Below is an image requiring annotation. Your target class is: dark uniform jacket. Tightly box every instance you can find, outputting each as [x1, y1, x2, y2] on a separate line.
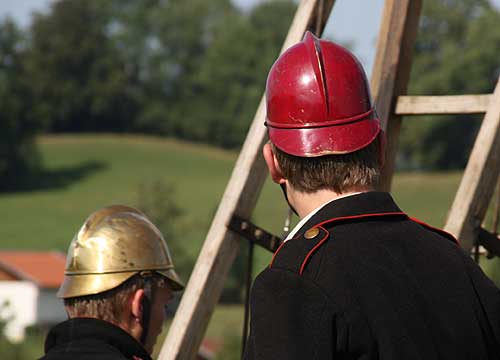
[40, 317, 152, 360]
[244, 192, 500, 359]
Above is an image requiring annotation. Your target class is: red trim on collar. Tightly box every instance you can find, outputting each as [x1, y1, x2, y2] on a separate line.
[299, 226, 329, 275]
[269, 211, 458, 271]
[409, 216, 459, 244]
[270, 212, 407, 269]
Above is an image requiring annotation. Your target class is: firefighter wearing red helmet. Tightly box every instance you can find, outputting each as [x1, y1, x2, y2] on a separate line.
[244, 32, 500, 360]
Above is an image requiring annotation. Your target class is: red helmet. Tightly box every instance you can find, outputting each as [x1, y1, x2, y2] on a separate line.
[265, 31, 380, 157]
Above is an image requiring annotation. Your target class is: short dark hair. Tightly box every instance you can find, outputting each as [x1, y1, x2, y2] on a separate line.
[273, 134, 382, 193]
[64, 273, 166, 324]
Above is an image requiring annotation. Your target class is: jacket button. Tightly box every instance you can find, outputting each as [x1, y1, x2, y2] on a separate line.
[304, 227, 319, 239]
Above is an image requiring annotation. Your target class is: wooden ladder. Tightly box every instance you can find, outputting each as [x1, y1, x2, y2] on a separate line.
[158, 1, 500, 359]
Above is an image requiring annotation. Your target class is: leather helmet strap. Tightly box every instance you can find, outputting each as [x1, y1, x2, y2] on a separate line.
[280, 183, 299, 217]
[140, 273, 154, 346]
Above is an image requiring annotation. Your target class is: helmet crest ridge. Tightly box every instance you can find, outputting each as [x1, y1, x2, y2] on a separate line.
[265, 31, 380, 157]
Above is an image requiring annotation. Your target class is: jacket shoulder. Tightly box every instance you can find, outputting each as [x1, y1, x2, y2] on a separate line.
[270, 225, 330, 276]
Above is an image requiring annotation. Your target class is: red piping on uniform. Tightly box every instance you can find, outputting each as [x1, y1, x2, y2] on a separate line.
[408, 216, 459, 244]
[299, 226, 329, 275]
[270, 212, 407, 269]
[270, 211, 458, 271]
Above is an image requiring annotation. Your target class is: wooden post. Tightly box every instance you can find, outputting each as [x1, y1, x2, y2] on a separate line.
[444, 78, 500, 251]
[370, 0, 422, 192]
[158, 1, 336, 359]
[157, 0, 500, 357]
[395, 94, 493, 115]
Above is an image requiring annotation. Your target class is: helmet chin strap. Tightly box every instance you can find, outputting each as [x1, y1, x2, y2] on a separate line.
[280, 183, 299, 217]
[139, 274, 154, 347]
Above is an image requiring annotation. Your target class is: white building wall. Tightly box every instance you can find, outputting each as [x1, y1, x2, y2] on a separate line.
[37, 289, 66, 324]
[0, 281, 37, 342]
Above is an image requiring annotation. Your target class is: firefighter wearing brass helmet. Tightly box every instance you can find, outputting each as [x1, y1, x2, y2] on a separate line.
[243, 32, 500, 359]
[41, 205, 184, 360]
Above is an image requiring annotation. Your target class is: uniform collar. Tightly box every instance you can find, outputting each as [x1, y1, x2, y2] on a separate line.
[285, 191, 401, 241]
[285, 192, 362, 241]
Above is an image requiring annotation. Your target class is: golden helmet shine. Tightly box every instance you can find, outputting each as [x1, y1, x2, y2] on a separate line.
[57, 205, 184, 298]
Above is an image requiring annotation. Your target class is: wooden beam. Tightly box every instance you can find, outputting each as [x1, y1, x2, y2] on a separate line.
[158, 1, 336, 359]
[444, 78, 500, 252]
[395, 95, 492, 115]
[371, 0, 422, 192]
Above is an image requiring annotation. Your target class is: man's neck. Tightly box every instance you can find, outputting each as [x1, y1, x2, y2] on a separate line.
[287, 186, 373, 219]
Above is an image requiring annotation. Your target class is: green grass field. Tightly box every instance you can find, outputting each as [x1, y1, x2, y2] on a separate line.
[1, 134, 499, 359]
[1, 134, 480, 279]
[0, 134, 467, 260]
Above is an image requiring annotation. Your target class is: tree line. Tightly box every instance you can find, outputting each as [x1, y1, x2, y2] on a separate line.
[1, 0, 500, 190]
[0, 0, 296, 189]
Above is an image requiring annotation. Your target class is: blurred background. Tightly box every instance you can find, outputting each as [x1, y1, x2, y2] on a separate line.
[1, 0, 500, 358]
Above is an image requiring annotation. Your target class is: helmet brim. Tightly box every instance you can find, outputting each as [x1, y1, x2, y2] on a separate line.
[157, 268, 185, 291]
[57, 272, 135, 299]
[57, 269, 184, 299]
[268, 115, 381, 157]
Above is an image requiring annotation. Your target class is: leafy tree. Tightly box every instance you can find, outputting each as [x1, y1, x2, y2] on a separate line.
[4, 0, 297, 151]
[107, 0, 295, 148]
[185, 0, 297, 148]
[26, 0, 138, 133]
[400, 0, 500, 170]
[0, 18, 41, 190]
[2, 0, 296, 162]
[107, 0, 237, 138]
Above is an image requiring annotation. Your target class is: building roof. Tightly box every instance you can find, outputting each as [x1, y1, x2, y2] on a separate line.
[0, 251, 66, 289]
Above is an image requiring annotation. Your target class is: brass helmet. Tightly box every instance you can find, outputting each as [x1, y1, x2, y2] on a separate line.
[57, 205, 184, 298]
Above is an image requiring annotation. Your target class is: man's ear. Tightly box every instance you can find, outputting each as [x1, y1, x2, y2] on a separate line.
[131, 288, 145, 321]
[263, 143, 286, 184]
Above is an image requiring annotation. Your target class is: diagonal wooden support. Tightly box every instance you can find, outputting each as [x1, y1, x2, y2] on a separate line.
[157, 1, 498, 358]
[371, 0, 422, 192]
[158, 1, 336, 359]
[444, 78, 500, 252]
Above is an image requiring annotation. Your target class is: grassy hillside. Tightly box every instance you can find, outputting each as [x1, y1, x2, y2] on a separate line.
[3, 134, 498, 272]
[0, 134, 469, 272]
[2, 135, 234, 252]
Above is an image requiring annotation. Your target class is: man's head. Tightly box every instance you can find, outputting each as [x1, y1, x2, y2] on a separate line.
[264, 31, 384, 195]
[58, 205, 184, 353]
